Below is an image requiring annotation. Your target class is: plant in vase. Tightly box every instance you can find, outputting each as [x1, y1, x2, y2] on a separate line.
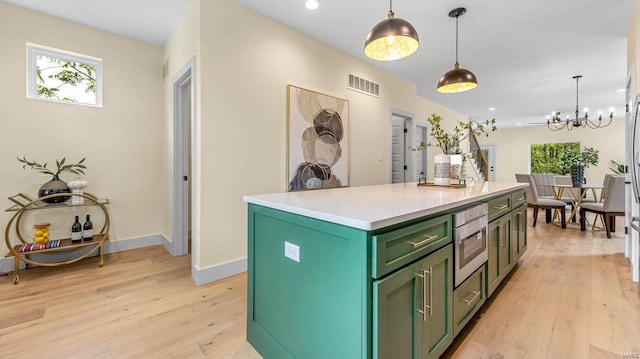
[17, 156, 87, 204]
[413, 114, 496, 184]
[557, 147, 599, 186]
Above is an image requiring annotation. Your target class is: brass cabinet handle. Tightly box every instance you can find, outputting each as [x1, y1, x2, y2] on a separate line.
[425, 267, 433, 317]
[495, 204, 509, 210]
[416, 267, 433, 321]
[460, 290, 481, 306]
[518, 197, 525, 201]
[410, 234, 438, 248]
[415, 270, 427, 321]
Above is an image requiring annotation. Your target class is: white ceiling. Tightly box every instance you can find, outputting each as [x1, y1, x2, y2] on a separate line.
[3, 0, 633, 129]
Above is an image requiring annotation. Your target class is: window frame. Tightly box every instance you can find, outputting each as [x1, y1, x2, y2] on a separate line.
[26, 43, 103, 107]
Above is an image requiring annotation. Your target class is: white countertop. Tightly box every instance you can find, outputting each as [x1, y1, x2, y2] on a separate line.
[244, 182, 528, 230]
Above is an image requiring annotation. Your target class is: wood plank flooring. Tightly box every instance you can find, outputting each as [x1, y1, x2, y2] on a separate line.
[0, 210, 638, 358]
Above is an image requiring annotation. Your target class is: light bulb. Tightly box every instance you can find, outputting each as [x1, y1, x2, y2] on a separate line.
[305, 0, 319, 10]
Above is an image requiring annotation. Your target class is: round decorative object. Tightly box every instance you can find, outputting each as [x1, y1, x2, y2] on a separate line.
[38, 176, 70, 203]
[68, 179, 88, 204]
[434, 154, 452, 186]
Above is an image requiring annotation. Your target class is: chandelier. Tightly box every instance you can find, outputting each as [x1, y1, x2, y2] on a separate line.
[547, 75, 614, 131]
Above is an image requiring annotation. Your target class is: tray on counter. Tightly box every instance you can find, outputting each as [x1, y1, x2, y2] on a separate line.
[417, 178, 467, 189]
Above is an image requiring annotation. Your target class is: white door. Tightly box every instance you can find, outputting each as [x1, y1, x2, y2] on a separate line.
[391, 118, 406, 183]
[480, 144, 496, 181]
[415, 125, 428, 179]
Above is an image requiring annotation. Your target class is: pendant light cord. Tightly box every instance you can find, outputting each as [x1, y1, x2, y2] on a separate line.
[389, 0, 393, 12]
[455, 15, 459, 64]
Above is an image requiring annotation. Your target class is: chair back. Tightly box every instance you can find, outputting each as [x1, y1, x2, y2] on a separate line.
[515, 174, 539, 205]
[603, 175, 625, 212]
[600, 174, 613, 202]
[531, 173, 554, 197]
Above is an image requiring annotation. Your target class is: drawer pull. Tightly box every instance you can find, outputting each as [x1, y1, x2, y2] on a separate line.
[517, 197, 525, 201]
[494, 204, 509, 210]
[460, 290, 481, 306]
[410, 234, 438, 248]
[415, 268, 432, 321]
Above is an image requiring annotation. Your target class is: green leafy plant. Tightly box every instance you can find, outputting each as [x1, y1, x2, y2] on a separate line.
[609, 160, 625, 174]
[413, 113, 496, 155]
[557, 146, 599, 173]
[17, 156, 87, 178]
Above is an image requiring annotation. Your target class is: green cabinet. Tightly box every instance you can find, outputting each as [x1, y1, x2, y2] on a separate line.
[511, 203, 527, 263]
[487, 212, 512, 296]
[373, 244, 453, 359]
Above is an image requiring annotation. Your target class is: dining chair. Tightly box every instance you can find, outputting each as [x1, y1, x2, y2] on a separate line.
[579, 175, 625, 238]
[515, 174, 567, 228]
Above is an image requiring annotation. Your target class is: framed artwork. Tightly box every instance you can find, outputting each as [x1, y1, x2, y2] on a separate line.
[287, 85, 349, 191]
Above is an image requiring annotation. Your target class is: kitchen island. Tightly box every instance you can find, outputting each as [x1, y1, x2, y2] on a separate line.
[244, 181, 528, 359]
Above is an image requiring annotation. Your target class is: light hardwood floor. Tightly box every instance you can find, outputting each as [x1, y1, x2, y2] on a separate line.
[1, 210, 638, 359]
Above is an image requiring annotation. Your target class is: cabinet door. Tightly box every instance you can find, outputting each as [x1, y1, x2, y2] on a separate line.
[487, 214, 511, 296]
[420, 244, 453, 359]
[511, 205, 527, 262]
[373, 260, 423, 359]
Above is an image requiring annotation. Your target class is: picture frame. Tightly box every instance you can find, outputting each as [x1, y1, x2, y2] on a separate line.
[287, 85, 349, 191]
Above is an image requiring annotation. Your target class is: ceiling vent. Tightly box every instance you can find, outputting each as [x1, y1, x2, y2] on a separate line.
[348, 74, 379, 97]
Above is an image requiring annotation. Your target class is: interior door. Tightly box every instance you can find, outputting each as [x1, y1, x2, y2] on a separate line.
[415, 125, 428, 180]
[391, 117, 407, 183]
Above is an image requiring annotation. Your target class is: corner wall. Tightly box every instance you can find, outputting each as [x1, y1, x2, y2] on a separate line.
[0, 3, 163, 257]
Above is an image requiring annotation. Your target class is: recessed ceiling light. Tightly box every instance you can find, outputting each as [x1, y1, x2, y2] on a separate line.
[616, 88, 626, 93]
[516, 123, 522, 126]
[488, 107, 496, 111]
[305, 0, 319, 10]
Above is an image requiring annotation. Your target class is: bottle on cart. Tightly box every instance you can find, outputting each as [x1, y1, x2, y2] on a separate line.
[71, 215, 82, 244]
[83, 214, 93, 242]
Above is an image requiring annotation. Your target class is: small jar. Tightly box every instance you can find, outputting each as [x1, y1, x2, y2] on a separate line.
[33, 222, 50, 244]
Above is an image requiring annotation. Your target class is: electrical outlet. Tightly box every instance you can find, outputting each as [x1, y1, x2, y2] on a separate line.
[378, 153, 383, 162]
[284, 241, 300, 262]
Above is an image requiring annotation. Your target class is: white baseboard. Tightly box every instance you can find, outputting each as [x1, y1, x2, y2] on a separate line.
[0, 234, 166, 276]
[192, 257, 247, 285]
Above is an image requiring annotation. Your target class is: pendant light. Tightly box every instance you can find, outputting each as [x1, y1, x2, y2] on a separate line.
[437, 7, 478, 93]
[364, 0, 419, 61]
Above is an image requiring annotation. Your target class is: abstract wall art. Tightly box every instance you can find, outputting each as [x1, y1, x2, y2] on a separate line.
[287, 85, 349, 191]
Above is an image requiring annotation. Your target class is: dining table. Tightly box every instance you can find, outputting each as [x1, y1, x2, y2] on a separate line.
[545, 183, 604, 224]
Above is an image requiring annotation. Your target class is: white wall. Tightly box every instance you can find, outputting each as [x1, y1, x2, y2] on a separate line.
[478, 119, 626, 183]
[181, 0, 468, 272]
[0, 3, 163, 256]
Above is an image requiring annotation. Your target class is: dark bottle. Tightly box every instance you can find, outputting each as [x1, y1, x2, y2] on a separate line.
[71, 216, 82, 244]
[83, 214, 93, 242]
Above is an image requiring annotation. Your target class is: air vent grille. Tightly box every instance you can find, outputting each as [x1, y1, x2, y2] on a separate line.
[348, 74, 379, 97]
[162, 60, 169, 80]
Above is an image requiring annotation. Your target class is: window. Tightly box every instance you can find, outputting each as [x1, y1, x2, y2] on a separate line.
[530, 142, 580, 174]
[27, 43, 103, 107]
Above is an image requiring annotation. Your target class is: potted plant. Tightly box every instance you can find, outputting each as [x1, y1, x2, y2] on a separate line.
[558, 147, 599, 186]
[17, 156, 87, 204]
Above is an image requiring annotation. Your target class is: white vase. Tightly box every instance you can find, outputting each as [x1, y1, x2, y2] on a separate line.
[434, 154, 451, 186]
[67, 179, 88, 204]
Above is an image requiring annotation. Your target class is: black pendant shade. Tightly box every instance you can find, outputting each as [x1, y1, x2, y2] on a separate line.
[437, 7, 477, 93]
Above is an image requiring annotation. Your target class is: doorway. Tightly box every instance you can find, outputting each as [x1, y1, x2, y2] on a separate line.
[415, 124, 428, 179]
[390, 111, 413, 183]
[172, 57, 196, 260]
[480, 144, 496, 181]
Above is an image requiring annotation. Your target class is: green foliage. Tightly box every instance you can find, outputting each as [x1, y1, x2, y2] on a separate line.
[557, 146, 599, 173]
[609, 160, 625, 174]
[421, 113, 496, 154]
[36, 57, 96, 102]
[17, 156, 87, 177]
[530, 142, 580, 174]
